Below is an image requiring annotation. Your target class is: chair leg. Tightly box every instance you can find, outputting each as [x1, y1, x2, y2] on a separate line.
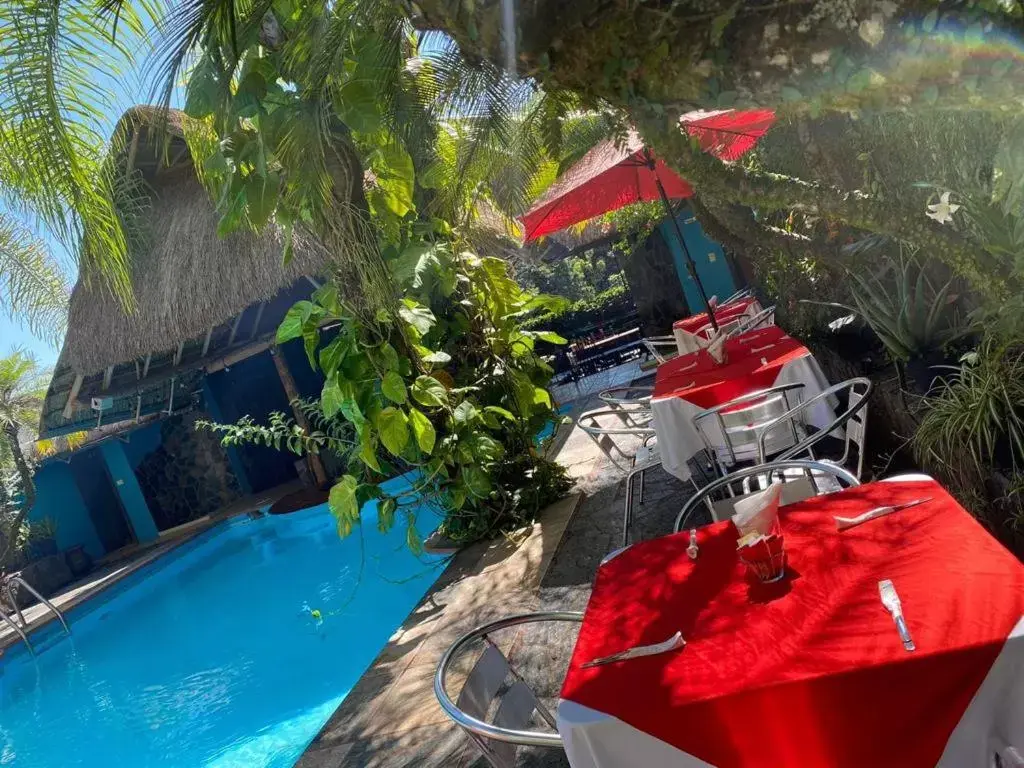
[638, 465, 647, 506]
[623, 468, 639, 548]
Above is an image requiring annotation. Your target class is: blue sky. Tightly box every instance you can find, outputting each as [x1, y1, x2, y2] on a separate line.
[2, 23, 170, 369]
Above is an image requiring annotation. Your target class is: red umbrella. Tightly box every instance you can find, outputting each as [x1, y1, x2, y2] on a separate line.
[521, 109, 775, 329]
[522, 109, 775, 241]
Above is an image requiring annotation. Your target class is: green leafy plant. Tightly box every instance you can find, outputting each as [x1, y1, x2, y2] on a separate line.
[29, 516, 57, 541]
[813, 255, 971, 362]
[913, 338, 1024, 489]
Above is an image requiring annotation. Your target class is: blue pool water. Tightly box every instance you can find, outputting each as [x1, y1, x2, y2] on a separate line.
[0, 475, 443, 767]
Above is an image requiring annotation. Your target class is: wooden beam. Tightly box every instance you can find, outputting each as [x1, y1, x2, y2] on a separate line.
[304, 275, 321, 290]
[249, 302, 266, 340]
[102, 366, 114, 391]
[227, 311, 245, 346]
[270, 345, 328, 488]
[204, 340, 273, 374]
[62, 375, 84, 420]
[173, 341, 185, 366]
[201, 327, 214, 356]
[142, 353, 152, 378]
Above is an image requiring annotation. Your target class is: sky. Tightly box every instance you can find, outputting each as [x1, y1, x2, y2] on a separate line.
[1, 19, 170, 369]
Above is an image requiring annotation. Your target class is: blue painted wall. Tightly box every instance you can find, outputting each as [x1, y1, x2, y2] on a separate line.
[659, 205, 737, 313]
[31, 462, 105, 560]
[100, 441, 159, 544]
[121, 421, 162, 469]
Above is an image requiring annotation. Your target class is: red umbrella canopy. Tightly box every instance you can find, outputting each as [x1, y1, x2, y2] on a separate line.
[521, 109, 775, 242]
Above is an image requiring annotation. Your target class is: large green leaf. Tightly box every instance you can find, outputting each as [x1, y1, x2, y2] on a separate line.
[359, 428, 381, 472]
[335, 81, 382, 133]
[453, 400, 479, 425]
[461, 465, 492, 498]
[328, 475, 360, 537]
[321, 375, 344, 418]
[399, 302, 436, 336]
[409, 407, 437, 455]
[411, 375, 448, 407]
[319, 336, 348, 375]
[376, 407, 410, 456]
[377, 497, 397, 533]
[381, 370, 408, 404]
[367, 140, 415, 218]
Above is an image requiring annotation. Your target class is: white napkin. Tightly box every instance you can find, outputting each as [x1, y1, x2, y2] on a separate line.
[707, 333, 728, 364]
[732, 481, 783, 538]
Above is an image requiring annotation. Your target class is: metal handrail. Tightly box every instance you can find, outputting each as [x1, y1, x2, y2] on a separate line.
[2, 574, 71, 641]
[434, 611, 584, 747]
[0, 606, 33, 655]
[673, 459, 861, 533]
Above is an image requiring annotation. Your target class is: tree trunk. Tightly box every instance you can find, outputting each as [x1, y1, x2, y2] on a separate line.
[270, 346, 330, 488]
[620, 229, 691, 334]
[1, 425, 35, 566]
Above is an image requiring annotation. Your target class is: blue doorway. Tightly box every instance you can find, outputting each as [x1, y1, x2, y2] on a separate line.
[658, 205, 737, 313]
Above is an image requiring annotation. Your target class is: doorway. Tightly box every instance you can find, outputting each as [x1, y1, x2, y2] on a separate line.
[70, 447, 136, 554]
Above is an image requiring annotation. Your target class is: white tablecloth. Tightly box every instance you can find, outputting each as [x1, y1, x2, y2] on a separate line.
[650, 352, 834, 482]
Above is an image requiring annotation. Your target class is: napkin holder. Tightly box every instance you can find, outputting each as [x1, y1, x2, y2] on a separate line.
[706, 334, 728, 365]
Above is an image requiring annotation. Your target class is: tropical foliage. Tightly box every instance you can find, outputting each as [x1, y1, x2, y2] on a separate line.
[0, 351, 48, 563]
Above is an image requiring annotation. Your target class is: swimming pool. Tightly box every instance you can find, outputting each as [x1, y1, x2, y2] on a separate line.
[0, 475, 443, 767]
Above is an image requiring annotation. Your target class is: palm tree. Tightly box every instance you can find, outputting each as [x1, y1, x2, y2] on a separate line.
[0, 351, 48, 562]
[0, 219, 72, 345]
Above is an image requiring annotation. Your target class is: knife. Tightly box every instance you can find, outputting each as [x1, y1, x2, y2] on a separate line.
[834, 497, 932, 530]
[581, 631, 686, 668]
[879, 579, 915, 651]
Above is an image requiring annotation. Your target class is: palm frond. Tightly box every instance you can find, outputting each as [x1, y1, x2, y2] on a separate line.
[0, 0, 154, 303]
[0, 215, 69, 345]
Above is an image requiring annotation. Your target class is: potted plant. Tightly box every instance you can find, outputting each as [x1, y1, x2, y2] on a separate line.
[26, 517, 58, 561]
[64, 544, 93, 578]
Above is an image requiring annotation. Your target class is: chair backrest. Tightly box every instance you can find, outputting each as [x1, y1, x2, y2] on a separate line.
[693, 383, 805, 469]
[674, 459, 861, 532]
[721, 288, 753, 305]
[435, 612, 584, 758]
[758, 377, 873, 480]
[642, 336, 678, 364]
[598, 386, 654, 408]
[727, 305, 776, 339]
[578, 407, 656, 464]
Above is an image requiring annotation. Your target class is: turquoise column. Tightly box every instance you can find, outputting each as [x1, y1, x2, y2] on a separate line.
[100, 441, 159, 543]
[201, 378, 253, 494]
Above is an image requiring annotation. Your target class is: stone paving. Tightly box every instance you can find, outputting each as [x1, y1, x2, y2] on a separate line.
[298, 386, 701, 767]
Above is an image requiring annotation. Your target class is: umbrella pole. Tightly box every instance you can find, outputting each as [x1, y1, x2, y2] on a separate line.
[648, 157, 718, 331]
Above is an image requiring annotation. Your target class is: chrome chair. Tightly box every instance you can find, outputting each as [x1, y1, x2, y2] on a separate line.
[642, 336, 679, 364]
[693, 383, 806, 476]
[757, 377, 873, 480]
[673, 459, 860, 532]
[434, 612, 583, 767]
[577, 407, 656, 467]
[727, 305, 776, 339]
[598, 385, 654, 410]
[720, 288, 754, 305]
[621, 440, 668, 547]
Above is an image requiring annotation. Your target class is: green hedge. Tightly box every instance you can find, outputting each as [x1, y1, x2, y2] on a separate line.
[522, 285, 635, 337]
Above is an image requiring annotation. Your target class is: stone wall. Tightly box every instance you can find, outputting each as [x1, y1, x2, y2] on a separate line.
[134, 413, 242, 530]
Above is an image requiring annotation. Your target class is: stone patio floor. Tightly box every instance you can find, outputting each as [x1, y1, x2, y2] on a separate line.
[298, 384, 700, 767]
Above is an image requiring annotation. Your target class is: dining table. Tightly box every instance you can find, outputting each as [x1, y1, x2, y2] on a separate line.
[557, 476, 1024, 767]
[650, 325, 834, 481]
[673, 297, 762, 354]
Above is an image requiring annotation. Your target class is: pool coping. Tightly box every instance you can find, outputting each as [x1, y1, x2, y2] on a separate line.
[295, 490, 585, 767]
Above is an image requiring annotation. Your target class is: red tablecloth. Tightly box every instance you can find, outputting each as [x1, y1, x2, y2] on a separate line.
[654, 326, 808, 409]
[561, 478, 1024, 767]
[673, 297, 759, 334]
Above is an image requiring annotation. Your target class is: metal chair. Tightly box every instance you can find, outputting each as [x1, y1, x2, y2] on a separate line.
[598, 385, 654, 410]
[693, 383, 806, 476]
[577, 407, 656, 467]
[642, 336, 679, 364]
[720, 288, 754, 305]
[674, 459, 861, 532]
[434, 612, 583, 767]
[727, 305, 777, 339]
[757, 377, 873, 480]
[622, 440, 677, 547]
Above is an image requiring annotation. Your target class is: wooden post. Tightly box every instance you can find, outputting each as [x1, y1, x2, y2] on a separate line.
[270, 345, 328, 488]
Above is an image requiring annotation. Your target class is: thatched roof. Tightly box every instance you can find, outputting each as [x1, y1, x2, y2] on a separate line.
[40, 106, 342, 437]
[62, 108, 330, 376]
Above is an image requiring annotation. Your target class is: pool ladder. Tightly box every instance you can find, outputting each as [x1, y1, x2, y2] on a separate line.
[0, 576, 70, 655]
